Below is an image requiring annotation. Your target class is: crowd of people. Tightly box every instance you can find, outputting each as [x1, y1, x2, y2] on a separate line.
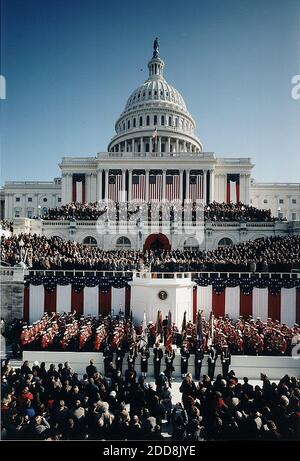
[1, 233, 299, 272]
[1, 356, 299, 440]
[42, 201, 276, 223]
[9, 311, 299, 358]
[0, 220, 13, 233]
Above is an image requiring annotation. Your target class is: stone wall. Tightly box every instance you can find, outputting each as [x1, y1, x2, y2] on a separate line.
[0, 281, 24, 322]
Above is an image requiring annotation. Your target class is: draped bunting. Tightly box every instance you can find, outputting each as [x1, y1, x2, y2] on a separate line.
[56, 284, 72, 314]
[240, 291, 253, 318]
[29, 285, 44, 324]
[195, 275, 300, 294]
[281, 287, 296, 326]
[252, 287, 268, 320]
[25, 273, 133, 293]
[225, 286, 240, 319]
[23, 274, 299, 326]
[268, 292, 281, 322]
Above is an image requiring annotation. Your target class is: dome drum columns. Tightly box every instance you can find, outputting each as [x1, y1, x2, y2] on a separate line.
[110, 136, 200, 154]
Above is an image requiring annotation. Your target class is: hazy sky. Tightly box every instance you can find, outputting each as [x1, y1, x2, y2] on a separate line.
[1, 0, 300, 184]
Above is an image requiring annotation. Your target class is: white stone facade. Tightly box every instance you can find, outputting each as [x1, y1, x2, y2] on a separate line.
[250, 181, 300, 221]
[3, 179, 61, 220]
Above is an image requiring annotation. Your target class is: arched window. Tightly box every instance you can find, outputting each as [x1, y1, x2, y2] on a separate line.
[42, 207, 48, 215]
[133, 118, 136, 128]
[116, 236, 131, 249]
[127, 120, 130, 129]
[161, 115, 165, 125]
[146, 115, 150, 126]
[184, 237, 199, 250]
[169, 116, 172, 126]
[218, 237, 233, 247]
[154, 115, 157, 125]
[139, 116, 143, 127]
[83, 236, 97, 246]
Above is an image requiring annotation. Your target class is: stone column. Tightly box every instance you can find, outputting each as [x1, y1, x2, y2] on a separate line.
[122, 169, 126, 202]
[90, 173, 97, 202]
[245, 174, 250, 205]
[179, 170, 184, 202]
[145, 169, 149, 201]
[158, 137, 162, 153]
[128, 169, 132, 201]
[203, 170, 207, 204]
[61, 174, 67, 204]
[185, 169, 190, 200]
[85, 173, 91, 203]
[125, 140, 128, 152]
[176, 139, 179, 152]
[66, 174, 73, 203]
[167, 137, 171, 153]
[209, 170, 215, 203]
[162, 169, 166, 200]
[105, 169, 109, 200]
[132, 138, 135, 153]
[97, 169, 103, 201]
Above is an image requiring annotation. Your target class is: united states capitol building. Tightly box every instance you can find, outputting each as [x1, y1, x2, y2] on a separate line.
[1, 40, 300, 249]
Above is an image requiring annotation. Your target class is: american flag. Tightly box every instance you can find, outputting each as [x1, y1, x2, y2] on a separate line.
[166, 174, 180, 200]
[108, 174, 123, 202]
[132, 173, 145, 201]
[149, 173, 162, 201]
[189, 173, 203, 201]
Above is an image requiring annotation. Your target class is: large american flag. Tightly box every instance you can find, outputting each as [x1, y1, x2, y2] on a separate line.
[189, 173, 203, 201]
[132, 172, 145, 201]
[108, 174, 123, 202]
[149, 173, 162, 201]
[166, 173, 180, 200]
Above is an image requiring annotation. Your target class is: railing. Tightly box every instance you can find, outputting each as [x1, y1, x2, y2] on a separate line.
[97, 151, 215, 160]
[41, 219, 282, 228]
[1, 267, 299, 280]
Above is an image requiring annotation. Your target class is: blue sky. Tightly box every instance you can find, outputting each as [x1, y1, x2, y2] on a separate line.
[1, 0, 300, 184]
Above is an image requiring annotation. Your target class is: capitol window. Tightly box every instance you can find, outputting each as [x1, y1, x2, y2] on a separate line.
[83, 236, 97, 246]
[154, 115, 157, 125]
[139, 116, 143, 126]
[279, 199, 284, 204]
[218, 237, 233, 247]
[146, 115, 150, 126]
[169, 116, 172, 126]
[263, 199, 268, 204]
[133, 118, 136, 128]
[161, 115, 165, 125]
[16, 197, 20, 202]
[43, 197, 47, 202]
[28, 197, 32, 202]
[292, 199, 296, 204]
[116, 236, 131, 249]
[292, 213, 296, 220]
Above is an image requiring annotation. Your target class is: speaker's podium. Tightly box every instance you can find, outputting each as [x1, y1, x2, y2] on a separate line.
[129, 271, 195, 326]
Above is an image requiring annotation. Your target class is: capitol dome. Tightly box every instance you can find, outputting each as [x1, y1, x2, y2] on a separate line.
[107, 39, 203, 154]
